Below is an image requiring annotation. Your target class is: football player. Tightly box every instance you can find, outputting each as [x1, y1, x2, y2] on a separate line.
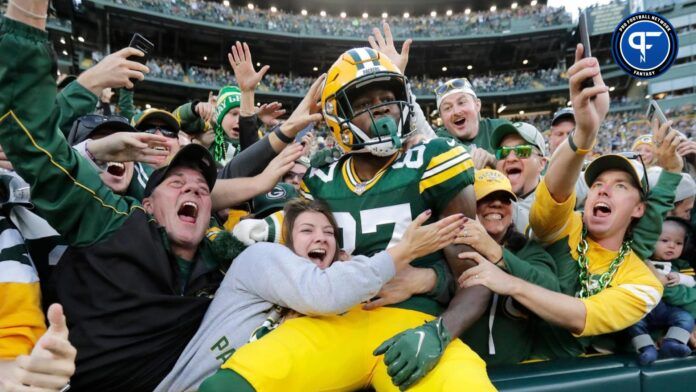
[201, 48, 495, 391]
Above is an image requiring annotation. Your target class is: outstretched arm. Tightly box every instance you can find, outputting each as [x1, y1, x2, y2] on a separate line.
[544, 44, 609, 203]
[0, 9, 141, 246]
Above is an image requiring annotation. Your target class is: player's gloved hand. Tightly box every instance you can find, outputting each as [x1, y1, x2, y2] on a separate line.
[373, 317, 452, 391]
[231, 219, 269, 246]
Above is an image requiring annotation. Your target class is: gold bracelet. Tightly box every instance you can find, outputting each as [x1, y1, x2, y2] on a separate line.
[9, 1, 48, 19]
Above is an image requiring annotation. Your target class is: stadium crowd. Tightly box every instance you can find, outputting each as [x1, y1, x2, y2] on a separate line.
[109, 0, 571, 38]
[142, 56, 568, 95]
[2, 1, 696, 392]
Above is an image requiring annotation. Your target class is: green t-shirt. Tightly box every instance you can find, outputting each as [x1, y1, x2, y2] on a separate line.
[434, 117, 511, 154]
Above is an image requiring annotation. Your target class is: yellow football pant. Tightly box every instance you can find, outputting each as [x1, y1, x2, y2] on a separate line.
[223, 306, 496, 391]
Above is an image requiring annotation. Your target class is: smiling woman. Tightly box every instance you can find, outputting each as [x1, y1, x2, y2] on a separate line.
[158, 199, 465, 392]
[453, 168, 560, 365]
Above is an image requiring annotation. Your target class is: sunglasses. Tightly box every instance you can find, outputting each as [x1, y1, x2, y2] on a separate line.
[434, 78, 473, 96]
[495, 145, 537, 160]
[614, 152, 650, 196]
[144, 127, 178, 139]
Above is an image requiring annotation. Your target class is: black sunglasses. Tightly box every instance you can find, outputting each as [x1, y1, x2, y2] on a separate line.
[144, 127, 178, 138]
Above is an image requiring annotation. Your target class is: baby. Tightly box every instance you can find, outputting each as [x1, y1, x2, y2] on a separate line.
[628, 217, 694, 365]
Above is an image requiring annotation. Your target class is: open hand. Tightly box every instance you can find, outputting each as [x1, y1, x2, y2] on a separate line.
[256, 102, 286, 127]
[87, 132, 170, 165]
[228, 41, 269, 92]
[368, 22, 412, 73]
[398, 210, 465, 262]
[256, 143, 304, 191]
[279, 74, 326, 138]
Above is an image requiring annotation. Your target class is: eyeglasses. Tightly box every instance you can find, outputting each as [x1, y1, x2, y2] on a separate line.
[614, 152, 650, 196]
[434, 78, 473, 97]
[144, 127, 178, 139]
[495, 145, 537, 160]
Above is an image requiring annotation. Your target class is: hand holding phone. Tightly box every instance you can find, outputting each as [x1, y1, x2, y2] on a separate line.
[578, 10, 594, 90]
[127, 33, 154, 87]
[647, 99, 687, 140]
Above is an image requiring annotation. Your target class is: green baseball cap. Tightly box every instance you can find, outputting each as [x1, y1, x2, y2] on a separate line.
[251, 183, 299, 219]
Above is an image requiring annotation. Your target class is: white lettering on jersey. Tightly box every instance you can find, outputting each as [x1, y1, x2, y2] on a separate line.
[393, 145, 425, 170]
[334, 204, 412, 255]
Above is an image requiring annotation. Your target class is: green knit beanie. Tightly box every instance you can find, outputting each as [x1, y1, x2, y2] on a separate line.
[213, 85, 241, 162]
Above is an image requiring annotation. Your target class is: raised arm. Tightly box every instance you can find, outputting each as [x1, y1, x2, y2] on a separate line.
[0, 13, 142, 247]
[228, 41, 266, 151]
[211, 143, 303, 210]
[631, 119, 686, 260]
[544, 44, 609, 202]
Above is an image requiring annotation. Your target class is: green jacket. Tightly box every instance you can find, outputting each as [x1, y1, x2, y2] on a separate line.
[461, 235, 559, 366]
[173, 101, 207, 134]
[0, 18, 228, 389]
[531, 170, 682, 359]
[117, 88, 135, 121]
[55, 80, 98, 137]
[434, 117, 510, 154]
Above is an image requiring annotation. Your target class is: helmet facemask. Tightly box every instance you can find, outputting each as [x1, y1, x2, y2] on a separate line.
[327, 73, 415, 157]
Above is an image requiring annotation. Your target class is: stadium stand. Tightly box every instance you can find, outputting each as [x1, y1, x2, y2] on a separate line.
[2, 0, 696, 390]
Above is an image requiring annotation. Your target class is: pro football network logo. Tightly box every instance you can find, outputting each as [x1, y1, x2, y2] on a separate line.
[611, 12, 678, 79]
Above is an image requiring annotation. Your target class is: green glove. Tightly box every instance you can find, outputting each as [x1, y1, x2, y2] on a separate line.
[373, 318, 452, 390]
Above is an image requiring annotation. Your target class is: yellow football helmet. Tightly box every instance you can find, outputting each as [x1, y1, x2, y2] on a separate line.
[321, 48, 415, 156]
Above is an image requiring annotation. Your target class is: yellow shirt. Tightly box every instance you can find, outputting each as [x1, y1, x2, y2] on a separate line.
[529, 179, 663, 337]
[0, 275, 45, 358]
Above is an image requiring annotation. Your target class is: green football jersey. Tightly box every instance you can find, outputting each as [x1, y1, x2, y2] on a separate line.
[300, 137, 475, 316]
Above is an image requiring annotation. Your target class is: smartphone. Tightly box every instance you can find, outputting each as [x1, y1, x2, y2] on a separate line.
[128, 33, 154, 65]
[646, 99, 688, 139]
[578, 10, 594, 90]
[127, 33, 154, 87]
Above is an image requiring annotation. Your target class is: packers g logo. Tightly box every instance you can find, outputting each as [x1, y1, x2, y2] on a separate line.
[267, 185, 287, 199]
[611, 12, 678, 79]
